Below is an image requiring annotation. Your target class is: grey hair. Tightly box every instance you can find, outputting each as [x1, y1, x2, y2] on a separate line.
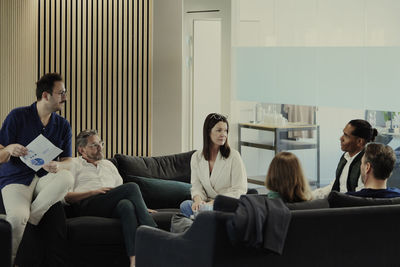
[76, 130, 98, 155]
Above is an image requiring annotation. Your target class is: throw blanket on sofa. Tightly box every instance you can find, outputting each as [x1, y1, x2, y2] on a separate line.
[226, 195, 291, 254]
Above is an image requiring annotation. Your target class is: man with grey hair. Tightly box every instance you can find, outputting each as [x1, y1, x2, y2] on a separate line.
[347, 143, 400, 198]
[65, 130, 157, 267]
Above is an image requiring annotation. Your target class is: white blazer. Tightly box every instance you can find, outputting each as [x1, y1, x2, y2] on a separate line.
[190, 148, 248, 201]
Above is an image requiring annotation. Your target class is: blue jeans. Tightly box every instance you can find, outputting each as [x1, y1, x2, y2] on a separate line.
[180, 200, 194, 217]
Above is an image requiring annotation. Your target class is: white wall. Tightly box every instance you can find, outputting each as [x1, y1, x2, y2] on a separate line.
[317, 107, 364, 185]
[152, 0, 231, 156]
[152, 0, 183, 156]
[231, 0, 385, 185]
[233, 0, 400, 47]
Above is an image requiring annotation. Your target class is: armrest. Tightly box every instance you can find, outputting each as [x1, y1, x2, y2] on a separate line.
[213, 195, 240, 212]
[136, 211, 232, 267]
[0, 218, 11, 267]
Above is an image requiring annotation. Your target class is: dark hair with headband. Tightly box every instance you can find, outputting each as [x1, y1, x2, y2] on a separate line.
[348, 119, 378, 143]
[202, 113, 230, 160]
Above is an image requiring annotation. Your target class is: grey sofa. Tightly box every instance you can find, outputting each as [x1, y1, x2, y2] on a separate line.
[135, 194, 400, 267]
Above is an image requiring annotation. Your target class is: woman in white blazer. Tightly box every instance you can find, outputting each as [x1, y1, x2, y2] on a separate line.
[180, 113, 248, 217]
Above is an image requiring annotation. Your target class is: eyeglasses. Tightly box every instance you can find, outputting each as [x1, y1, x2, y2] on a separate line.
[210, 113, 227, 120]
[87, 141, 104, 149]
[54, 89, 67, 97]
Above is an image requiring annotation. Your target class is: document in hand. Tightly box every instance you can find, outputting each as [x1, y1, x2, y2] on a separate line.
[20, 134, 63, 171]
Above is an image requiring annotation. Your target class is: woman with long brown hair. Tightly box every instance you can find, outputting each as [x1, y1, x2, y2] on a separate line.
[180, 113, 248, 217]
[265, 152, 312, 202]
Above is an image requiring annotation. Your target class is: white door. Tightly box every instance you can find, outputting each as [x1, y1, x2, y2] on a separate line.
[183, 0, 231, 151]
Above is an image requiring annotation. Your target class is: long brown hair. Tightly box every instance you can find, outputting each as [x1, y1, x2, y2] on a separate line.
[202, 113, 230, 160]
[265, 152, 312, 203]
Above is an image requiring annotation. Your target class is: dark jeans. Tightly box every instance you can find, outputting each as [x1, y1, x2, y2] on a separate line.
[0, 192, 68, 267]
[75, 182, 157, 256]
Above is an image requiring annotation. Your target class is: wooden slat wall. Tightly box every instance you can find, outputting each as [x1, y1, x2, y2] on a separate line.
[38, 0, 152, 157]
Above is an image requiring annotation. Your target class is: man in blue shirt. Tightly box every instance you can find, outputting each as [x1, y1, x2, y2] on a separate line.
[0, 73, 74, 266]
[347, 143, 400, 198]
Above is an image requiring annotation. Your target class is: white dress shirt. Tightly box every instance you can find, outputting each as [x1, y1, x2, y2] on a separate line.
[312, 151, 364, 199]
[70, 157, 123, 193]
[338, 151, 363, 192]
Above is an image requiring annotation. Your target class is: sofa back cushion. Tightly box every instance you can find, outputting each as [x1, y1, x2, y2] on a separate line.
[214, 195, 329, 212]
[114, 150, 195, 183]
[328, 191, 400, 208]
[285, 198, 329, 210]
[125, 175, 191, 209]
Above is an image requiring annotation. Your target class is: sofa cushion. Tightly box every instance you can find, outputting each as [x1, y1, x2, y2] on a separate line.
[67, 217, 124, 245]
[285, 198, 329, 210]
[125, 175, 191, 209]
[151, 209, 180, 231]
[67, 210, 178, 241]
[328, 191, 400, 208]
[114, 151, 195, 183]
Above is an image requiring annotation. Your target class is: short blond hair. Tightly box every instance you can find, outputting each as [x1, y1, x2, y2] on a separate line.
[265, 152, 312, 203]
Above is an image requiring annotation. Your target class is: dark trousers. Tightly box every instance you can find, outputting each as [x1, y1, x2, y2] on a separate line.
[75, 182, 156, 256]
[0, 191, 68, 267]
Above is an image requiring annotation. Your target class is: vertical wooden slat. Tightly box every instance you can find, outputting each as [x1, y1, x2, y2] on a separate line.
[87, 0, 92, 132]
[117, 0, 122, 154]
[38, 0, 41, 80]
[122, 0, 127, 155]
[54, 0, 57, 73]
[111, 0, 116, 157]
[142, 0, 149, 156]
[138, 0, 143, 156]
[96, 0, 101, 139]
[80, 0, 85, 133]
[134, 0, 138, 156]
[93, 0, 98, 133]
[127, 0, 132, 156]
[73, 0, 77, 151]
[105, 0, 110, 157]
[147, 0, 152, 155]
[44, 0, 47, 73]
[101, 0, 106, 151]
[48, 0, 52, 72]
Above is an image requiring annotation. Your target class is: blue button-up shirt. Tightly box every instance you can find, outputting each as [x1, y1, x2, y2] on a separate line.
[0, 102, 72, 189]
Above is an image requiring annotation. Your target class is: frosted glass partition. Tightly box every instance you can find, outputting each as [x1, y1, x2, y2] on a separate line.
[235, 47, 400, 111]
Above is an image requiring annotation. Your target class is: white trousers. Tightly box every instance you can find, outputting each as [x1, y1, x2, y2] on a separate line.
[1, 170, 74, 262]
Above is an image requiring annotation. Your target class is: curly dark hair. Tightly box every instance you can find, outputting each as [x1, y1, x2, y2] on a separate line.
[36, 73, 63, 100]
